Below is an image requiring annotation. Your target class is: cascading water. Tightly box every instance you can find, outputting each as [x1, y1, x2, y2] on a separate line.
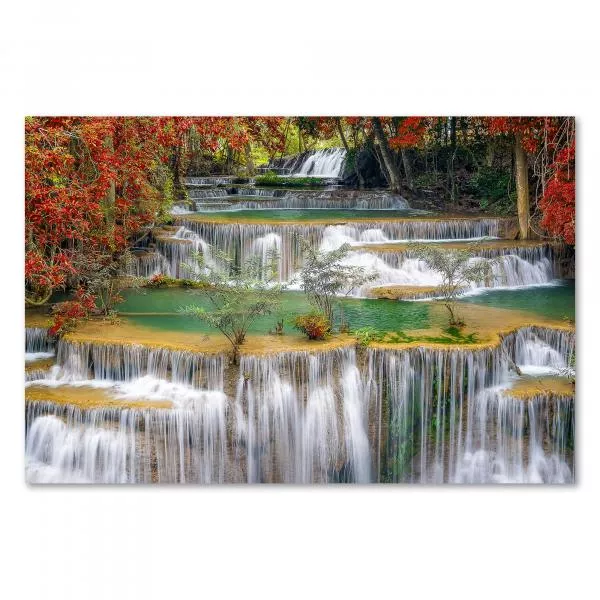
[292, 148, 346, 178]
[366, 327, 574, 483]
[267, 148, 347, 178]
[341, 245, 557, 295]
[125, 251, 171, 278]
[25, 326, 574, 483]
[184, 176, 231, 186]
[26, 327, 55, 362]
[175, 217, 508, 282]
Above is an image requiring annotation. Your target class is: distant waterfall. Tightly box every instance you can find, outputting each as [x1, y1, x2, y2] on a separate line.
[25, 327, 574, 483]
[224, 190, 410, 210]
[268, 148, 347, 178]
[293, 148, 347, 178]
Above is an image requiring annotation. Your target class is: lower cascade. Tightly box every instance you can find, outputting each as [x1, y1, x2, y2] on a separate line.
[25, 326, 574, 483]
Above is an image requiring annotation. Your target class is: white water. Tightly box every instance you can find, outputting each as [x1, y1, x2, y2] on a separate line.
[291, 148, 347, 178]
[25, 327, 574, 483]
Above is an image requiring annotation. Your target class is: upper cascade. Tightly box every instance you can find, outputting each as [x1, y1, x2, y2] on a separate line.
[266, 148, 347, 178]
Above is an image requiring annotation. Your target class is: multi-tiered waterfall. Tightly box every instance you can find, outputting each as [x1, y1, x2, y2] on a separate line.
[27, 161, 574, 484]
[25, 326, 574, 483]
[143, 215, 558, 293]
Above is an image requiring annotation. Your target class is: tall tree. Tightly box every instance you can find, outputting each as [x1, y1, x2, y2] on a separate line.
[371, 117, 402, 193]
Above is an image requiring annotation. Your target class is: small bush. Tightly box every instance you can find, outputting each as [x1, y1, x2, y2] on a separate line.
[293, 313, 332, 340]
[146, 273, 173, 287]
[353, 327, 386, 346]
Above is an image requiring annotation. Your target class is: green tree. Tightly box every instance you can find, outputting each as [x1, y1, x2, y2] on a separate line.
[181, 249, 285, 363]
[413, 244, 494, 326]
[299, 240, 377, 326]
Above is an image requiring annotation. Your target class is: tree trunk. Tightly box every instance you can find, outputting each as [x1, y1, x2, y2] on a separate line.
[372, 117, 402, 193]
[447, 118, 458, 204]
[336, 117, 363, 188]
[449, 117, 457, 148]
[244, 142, 255, 176]
[226, 145, 234, 175]
[485, 141, 495, 167]
[514, 133, 530, 239]
[401, 149, 414, 192]
[102, 135, 116, 246]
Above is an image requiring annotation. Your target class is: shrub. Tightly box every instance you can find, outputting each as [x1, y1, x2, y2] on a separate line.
[293, 313, 332, 340]
[353, 327, 385, 347]
[146, 273, 169, 287]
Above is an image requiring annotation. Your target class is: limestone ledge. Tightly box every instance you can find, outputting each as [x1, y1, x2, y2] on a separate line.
[354, 239, 562, 253]
[505, 376, 575, 401]
[25, 303, 573, 357]
[25, 385, 173, 410]
[176, 213, 515, 226]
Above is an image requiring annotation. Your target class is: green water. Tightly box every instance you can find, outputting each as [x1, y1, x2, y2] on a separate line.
[182, 208, 428, 223]
[119, 288, 432, 334]
[459, 280, 575, 321]
[118, 282, 575, 335]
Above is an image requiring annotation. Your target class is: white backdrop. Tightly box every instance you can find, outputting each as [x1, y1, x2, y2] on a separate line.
[1, 2, 598, 598]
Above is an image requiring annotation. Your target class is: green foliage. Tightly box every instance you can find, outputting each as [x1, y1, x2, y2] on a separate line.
[293, 313, 332, 340]
[362, 328, 479, 346]
[255, 171, 327, 187]
[469, 166, 516, 214]
[145, 274, 175, 288]
[353, 327, 386, 346]
[179, 248, 286, 361]
[412, 243, 494, 326]
[414, 172, 440, 188]
[298, 240, 377, 326]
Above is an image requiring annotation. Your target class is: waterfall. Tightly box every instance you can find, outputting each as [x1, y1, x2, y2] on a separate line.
[267, 148, 347, 178]
[365, 327, 574, 483]
[228, 190, 409, 210]
[187, 188, 230, 200]
[453, 391, 574, 483]
[506, 326, 575, 376]
[236, 348, 370, 483]
[125, 252, 171, 278]
[25, 327, 574, 483]
[292, 148, 347, 178]
[26, 327, 54, 362]
[184, 177, 231, 186]
[31, 340, 226, 388]
[176, 217, 507, 282]
[341, 245, 557, 295]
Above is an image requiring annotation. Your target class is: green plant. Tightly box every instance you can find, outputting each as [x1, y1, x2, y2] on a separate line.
[146, 273, 171, 287]
[469, 166, 516, 214]
[412, 243, 494, 327]
[298, 240, 377, 326]
[353, 327, 385, 346]
[180, 248, 286, 363]
[293, 313, 332, 340]
[255, 172, 327, 187]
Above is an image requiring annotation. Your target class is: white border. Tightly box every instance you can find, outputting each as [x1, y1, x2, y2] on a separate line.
[2, 2, 599, 599]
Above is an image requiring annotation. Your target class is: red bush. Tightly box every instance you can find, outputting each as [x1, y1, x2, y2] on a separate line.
[293, 313, 332, 340]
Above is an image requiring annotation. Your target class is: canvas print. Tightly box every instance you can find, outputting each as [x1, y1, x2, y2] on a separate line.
[24, 117, 575, 484]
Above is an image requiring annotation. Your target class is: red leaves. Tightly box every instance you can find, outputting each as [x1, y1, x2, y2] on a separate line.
[540, 136, 575, 244]
[389, 117, 428, 149]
